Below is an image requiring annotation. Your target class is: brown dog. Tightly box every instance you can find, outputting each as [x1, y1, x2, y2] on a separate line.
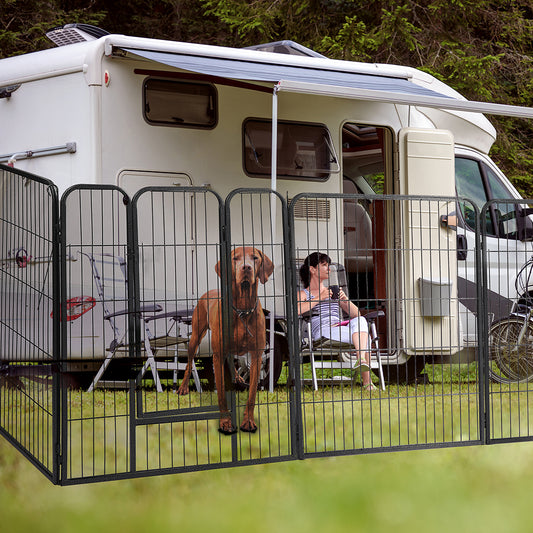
[178, 247, 274, 434]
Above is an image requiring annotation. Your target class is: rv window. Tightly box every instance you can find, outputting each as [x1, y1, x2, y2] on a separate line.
[243, 119, 339, 180]
[143, 79, 217, 128]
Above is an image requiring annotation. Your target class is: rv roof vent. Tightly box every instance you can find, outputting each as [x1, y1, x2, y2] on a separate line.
[46, 23, 109, 47]
[245, 40, 326, 59]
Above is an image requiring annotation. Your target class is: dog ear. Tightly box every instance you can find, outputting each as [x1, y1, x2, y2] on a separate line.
[258, 251, 274, 284]
[215, 259, 221, 278]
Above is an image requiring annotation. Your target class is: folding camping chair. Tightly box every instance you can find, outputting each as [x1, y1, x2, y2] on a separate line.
[298, 263, 386, 391]
[82, 253, 200, 393]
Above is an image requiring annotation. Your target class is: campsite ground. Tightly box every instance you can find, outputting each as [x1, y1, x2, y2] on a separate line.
[1, 433, 531, 533]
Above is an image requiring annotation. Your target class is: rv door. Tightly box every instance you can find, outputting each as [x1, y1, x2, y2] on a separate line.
[398, 128, 460, 355]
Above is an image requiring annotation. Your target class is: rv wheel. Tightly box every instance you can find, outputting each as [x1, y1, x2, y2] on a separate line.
[383, 356, 427, 385]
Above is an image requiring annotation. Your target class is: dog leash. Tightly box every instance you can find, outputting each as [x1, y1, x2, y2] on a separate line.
[232, 300, 258, 337]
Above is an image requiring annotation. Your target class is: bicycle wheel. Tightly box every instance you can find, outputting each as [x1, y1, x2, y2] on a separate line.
[488, 317, 533, 383]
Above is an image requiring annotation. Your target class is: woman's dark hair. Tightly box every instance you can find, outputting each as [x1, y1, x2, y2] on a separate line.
[299, 252, 331, 288]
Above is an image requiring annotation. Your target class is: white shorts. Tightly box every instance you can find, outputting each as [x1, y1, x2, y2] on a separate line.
[319, 316, 368, 344]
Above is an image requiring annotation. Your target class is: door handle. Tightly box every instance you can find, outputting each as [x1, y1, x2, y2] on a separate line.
[457, 234, 468, 260]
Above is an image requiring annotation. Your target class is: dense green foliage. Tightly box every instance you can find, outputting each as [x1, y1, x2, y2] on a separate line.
[2, 0, 533, 195]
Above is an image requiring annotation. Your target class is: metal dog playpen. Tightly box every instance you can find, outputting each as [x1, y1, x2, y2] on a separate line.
[1, 163, 533, 485]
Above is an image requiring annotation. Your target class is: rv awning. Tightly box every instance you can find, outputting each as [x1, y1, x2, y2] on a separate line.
[122, 47, 449, 100]
[123, 47, 533, 119]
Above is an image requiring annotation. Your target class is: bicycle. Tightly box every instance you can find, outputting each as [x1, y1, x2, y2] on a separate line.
[488, 255, 533, 383]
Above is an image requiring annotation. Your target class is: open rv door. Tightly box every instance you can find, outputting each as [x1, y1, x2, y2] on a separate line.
[398, 128, 460, 356]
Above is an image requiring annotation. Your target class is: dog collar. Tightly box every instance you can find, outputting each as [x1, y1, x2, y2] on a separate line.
[232, 300, 258, 337]
[232, 299, 258, 319]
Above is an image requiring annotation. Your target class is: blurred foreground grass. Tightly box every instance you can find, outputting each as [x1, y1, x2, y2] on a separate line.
[2, 433, 533, 533]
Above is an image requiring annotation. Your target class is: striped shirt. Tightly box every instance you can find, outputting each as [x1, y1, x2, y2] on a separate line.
[303, 288, 342, 340]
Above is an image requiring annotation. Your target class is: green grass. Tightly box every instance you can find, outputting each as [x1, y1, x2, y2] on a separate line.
[2, 362, 533, 532]
[2, 434, 533, 533]
[3, 362, 533, 480]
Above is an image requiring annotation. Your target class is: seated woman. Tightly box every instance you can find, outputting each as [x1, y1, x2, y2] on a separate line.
[297, 252, 376, 391]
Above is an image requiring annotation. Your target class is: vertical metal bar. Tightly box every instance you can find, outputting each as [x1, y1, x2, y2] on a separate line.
[126, 189, 139, 473]
[221, 192, 237, 458]
[287, 194, 305, 460]
[129, 379, 137, 473]
[50, 180, 61, 484]
[58, 185, 69, 485]
[127, 189, 141, 371]
[479, 200, 490, 444]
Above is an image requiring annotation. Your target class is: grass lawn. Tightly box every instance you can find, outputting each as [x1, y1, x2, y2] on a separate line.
[2, 363, 533, 531]
[2, 434, 533, 533]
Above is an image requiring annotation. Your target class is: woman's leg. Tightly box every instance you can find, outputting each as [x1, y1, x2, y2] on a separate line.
[351, 330, 372, 386]
[321, 318, 373, 386]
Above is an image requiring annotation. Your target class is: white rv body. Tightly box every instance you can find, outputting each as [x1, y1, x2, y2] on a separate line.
[0, 35, 497, 194]
[1, 33, 532, 368]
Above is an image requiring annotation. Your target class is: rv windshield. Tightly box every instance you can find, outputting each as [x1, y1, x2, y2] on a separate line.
[455, 156, 517, 238]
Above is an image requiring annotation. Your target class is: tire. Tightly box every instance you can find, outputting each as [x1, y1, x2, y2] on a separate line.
[488, 316, 533, 384]
[234, 331, 286, 390]
[383, 356, 427, 385]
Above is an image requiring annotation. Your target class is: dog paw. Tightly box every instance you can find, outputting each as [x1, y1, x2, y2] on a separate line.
[176, 385, 189, 396]
[218, 421, 238, 435]
[240, 420, 257, 433]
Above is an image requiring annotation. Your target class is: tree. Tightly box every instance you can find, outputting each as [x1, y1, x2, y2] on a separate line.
[0, 0, 106, 57]
[2, 0, 533, 194]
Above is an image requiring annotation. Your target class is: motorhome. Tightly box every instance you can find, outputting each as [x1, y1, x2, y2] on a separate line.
[2, 24, 533, 387]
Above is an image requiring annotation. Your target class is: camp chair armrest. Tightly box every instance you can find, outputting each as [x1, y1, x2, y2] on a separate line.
[300, 309, 319, 321]
[104, 303, 162, 320]
[143, 308, 193, 324]
[362, 310, 385, 322]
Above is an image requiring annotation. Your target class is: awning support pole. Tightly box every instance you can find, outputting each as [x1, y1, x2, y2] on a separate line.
[268, 84, 280, 393]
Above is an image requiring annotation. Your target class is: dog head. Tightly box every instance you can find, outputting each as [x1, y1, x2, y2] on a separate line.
[215, 247, 274, 289]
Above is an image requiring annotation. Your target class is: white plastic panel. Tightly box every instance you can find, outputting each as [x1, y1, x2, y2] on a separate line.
[398, 128, 460, 355]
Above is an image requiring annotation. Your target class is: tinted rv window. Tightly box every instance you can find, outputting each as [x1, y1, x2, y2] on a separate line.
[143, 79, 217, 128]
[243, 119, 339, 180]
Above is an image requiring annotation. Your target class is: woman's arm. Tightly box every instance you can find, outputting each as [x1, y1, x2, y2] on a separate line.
[338, 288, 360, 318]
[297, 286, 331, 316]
[297, 290, 316, 316]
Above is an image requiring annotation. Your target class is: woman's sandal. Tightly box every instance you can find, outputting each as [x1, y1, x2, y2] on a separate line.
[354, 358, 370, 372]
[363, 382, 378, 392]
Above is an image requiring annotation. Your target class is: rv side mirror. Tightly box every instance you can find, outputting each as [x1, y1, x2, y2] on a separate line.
[517, 206, 533, 241]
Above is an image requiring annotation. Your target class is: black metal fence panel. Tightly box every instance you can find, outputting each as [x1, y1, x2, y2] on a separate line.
[481, 199, 533, 443]
[59, 185, 132, 482]
[57, 186, 297, 483]
[5, 164, 533, 485]
[127, 188, 295, 475]
[129, 187, 228, 474]
[224, 189, 296, 461]
[0, 165, 60, 482]
[289, 193, 484, 456]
